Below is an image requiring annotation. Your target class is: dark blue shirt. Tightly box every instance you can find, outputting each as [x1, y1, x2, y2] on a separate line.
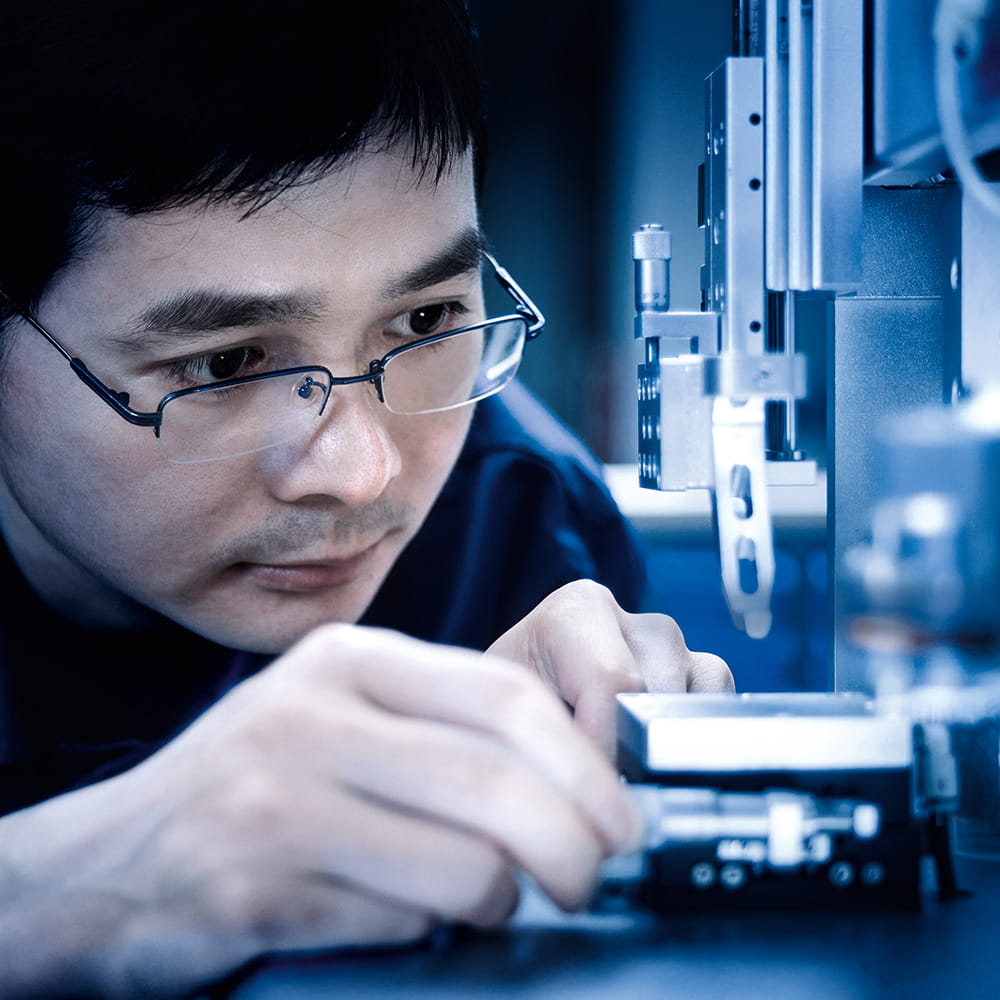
[0, 382, 647, 815]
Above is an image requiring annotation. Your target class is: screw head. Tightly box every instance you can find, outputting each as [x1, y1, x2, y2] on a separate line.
[829, 861, 855, 888]
[719, 863, 747, 890]
[860, 862, 885, 887]
[690, 862, 716, 889]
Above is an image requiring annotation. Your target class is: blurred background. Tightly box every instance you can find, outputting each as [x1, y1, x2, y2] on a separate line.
[468, 0, 829, 692]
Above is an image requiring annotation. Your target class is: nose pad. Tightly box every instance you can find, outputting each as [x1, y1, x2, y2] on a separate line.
[365, 359, 387, 402]
[312, 367, 384, 417]
[263, 377, 401, 505]
[301, 374, 332, 411]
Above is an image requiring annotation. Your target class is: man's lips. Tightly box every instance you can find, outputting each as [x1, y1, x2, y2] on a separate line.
[241, 543, 381, 592]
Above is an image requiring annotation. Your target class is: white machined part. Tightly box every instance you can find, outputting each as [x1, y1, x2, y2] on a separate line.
[767, 797, 807, 868]
[711, 395, 774, 638]
[853, 804, 882, 839]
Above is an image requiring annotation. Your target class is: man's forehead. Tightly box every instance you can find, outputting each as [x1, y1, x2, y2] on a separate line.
[47, 149, 482, 332]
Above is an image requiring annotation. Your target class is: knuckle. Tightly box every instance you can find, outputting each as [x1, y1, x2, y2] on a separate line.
[224, 696, 305, 761]
[215, 768, 288, 835]
[690, 651, 736, 691]
[634, 610, 686, 648]
[522, 580, 616, 630]
[546, 578, 615, 613]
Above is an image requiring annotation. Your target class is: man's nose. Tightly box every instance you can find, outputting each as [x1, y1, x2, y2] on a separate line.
[260, 381, 402, 507]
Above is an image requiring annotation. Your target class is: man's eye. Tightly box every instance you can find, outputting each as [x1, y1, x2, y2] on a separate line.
[409, 304, 448, 336]
[169, 346, 265, 384]
[406, 302, 468, 337]
[206, 347, 257, 380]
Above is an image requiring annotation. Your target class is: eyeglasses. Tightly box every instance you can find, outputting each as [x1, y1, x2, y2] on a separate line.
[0, 252, 544, 463]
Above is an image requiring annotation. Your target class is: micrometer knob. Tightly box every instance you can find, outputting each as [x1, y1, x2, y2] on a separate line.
[632, 223, 672, 314]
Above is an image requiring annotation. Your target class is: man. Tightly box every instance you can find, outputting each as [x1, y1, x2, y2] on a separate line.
[0, 1, 732, 995]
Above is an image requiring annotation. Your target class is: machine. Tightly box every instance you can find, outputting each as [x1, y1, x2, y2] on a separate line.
[615, 0, 1000, 908]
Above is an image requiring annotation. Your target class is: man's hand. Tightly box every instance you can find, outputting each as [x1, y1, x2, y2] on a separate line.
[0, 624, 641, 998]
[487, 580, 734, 758]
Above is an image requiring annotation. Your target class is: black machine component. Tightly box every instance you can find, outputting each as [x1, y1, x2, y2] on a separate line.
[608, 693, 941, 911]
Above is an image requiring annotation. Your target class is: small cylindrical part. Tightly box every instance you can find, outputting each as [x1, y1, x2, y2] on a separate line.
[633, 223, 672, 314]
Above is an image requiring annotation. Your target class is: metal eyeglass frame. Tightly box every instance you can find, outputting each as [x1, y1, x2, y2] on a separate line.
[0, 251, 544, 442]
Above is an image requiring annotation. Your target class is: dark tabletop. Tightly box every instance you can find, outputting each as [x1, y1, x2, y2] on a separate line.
[220, 853, 1000, 999]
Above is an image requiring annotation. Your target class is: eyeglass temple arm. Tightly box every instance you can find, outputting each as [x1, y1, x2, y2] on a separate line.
[0, 289, 160, 428]
[68, 359, 161, 427]
[483, 252, 545, 339]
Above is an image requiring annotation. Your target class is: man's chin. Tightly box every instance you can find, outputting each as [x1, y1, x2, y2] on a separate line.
[194, 617, 355, 657]
[148, 524, 413, 653]
[171, 587, 384, 656]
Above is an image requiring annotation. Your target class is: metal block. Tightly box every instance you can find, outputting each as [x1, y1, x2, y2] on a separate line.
[702, 352, 807, 399]
[705, 58, 766, 353]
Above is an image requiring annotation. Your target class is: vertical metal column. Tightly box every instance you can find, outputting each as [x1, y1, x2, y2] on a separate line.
[829, 186, 962, 691]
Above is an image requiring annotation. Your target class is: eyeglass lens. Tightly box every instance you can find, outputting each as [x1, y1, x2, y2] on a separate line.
[158, 317, 527, 463]
[382, 318, 526, 414]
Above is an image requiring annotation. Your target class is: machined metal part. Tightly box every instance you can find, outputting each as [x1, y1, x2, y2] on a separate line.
[617, 0, 1000, 913]
[711, 397, 774, 638]
[636, 344, 813, 498]
[608, 692, 923, 911]
[914, 721, 960, 814]
[702, 352, 806, 399]
[638, 354, 715, 491]
[629, 785, 882, 865]
[705, 57, 766, 355]
[632, 223, 672, 316]
[962, 187, 1000, 392]
[635, 311, 717, 354]
[599, 783, 885, 900]
[766, 0, 863, 291]
[616, 692, 913, 775]
[829, 185, 961, 693]
[632, 37, 816, 639]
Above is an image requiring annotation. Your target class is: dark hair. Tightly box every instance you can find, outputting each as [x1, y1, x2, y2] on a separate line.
[0, 0, 485, 317]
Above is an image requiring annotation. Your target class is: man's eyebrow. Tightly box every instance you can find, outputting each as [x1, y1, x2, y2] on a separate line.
[112, 227, 486, 348]
[380, 227, 487, 302]
[115, 289, 328, 347]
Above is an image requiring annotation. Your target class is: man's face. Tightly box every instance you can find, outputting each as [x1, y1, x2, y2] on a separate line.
[0, 150, 482, 653]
